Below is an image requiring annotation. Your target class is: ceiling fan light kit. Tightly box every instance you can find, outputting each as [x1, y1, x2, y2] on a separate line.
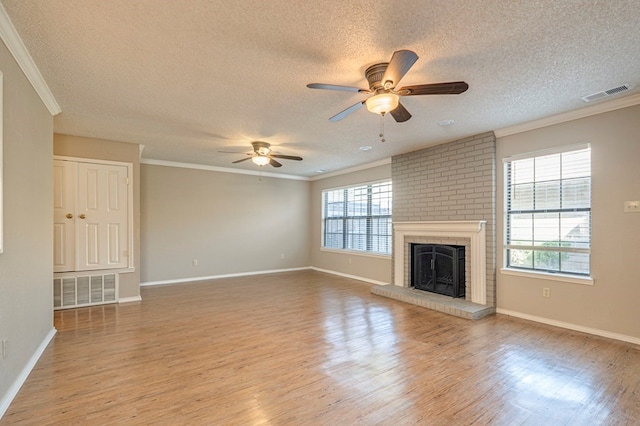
[251, 155, 270, 166]
[365, 92, 399, 115]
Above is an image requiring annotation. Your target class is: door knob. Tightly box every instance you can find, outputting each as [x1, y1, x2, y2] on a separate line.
[79, 214, 86, 219]
[66, 213, 73, 219]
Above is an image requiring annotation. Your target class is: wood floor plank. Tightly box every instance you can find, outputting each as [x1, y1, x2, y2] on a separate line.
[2, 270, 639, 425]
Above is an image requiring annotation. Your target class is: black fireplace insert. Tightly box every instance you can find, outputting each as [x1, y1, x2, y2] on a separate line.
[411, 244, 465, 298]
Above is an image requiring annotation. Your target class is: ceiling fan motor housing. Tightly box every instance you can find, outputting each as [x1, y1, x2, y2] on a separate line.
[251, 141, 271, 156]
[365, 63, 390, 91]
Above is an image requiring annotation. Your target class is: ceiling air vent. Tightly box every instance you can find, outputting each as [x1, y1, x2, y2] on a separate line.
[581, 84, 631, 103]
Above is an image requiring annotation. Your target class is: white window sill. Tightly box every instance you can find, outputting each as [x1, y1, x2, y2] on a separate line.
[500, 268, 594, 286]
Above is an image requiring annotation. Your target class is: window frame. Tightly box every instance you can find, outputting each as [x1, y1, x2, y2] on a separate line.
[503, 143, 592, 280]
[321, 180, 392, 257]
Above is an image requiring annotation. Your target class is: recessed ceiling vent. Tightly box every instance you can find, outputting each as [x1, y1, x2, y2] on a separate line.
[581, 84, 631, 103]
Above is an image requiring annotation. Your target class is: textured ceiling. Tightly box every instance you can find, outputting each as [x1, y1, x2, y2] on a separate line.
[2, 0, 640, 177]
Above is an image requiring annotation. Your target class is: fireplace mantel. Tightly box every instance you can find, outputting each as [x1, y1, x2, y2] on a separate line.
[394, 221, 487, 305]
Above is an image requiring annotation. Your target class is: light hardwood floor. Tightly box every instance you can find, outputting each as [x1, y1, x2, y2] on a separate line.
[3, 270, 639, 425]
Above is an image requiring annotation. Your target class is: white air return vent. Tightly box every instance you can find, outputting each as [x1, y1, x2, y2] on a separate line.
[581, 84, 631, 102]
[53, 273, 118, 310]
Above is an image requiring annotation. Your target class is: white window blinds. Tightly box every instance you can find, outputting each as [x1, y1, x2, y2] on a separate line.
[322, 181, 392, 255]
[505, 146, 591, 275]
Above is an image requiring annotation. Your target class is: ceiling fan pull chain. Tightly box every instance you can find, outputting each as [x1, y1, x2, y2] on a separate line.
[379, 114, 386, 143]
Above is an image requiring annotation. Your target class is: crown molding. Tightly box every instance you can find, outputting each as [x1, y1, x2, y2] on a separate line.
[495, 92, 640, 138]
[140, 158, 310, 181]
[0, 3, 61, 116]
[309, 158, 391, 181]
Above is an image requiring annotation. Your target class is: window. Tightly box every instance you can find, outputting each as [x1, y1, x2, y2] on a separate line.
[322, 181, 392, 255]
[505, 145, 591, 275]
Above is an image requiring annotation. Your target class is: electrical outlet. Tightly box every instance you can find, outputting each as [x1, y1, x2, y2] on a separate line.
[192, 259, 198, 266]
[624, 200, 640, 213]
[542, 288, 550, 298]
[280, 253, 285, 259]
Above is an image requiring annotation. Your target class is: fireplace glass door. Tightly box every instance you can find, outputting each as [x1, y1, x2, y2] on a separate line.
[411, 244, 465, 298]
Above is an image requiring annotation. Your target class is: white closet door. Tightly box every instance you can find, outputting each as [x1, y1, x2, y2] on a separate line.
[53, 160, 76, 272]
[76, 163, 129, 271]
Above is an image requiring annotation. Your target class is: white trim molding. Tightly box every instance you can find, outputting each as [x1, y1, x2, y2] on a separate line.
[0, 3, 61, 115]
[142, 157, 393, 182]
[118, 295, 142, 304]
[497, 309, 640, 346]
[394, 221, 487, 305]
[141, 158, 309, 181]
[500, 268, 594, 286]
[310, 267, 390, 286]
[309, 158, 391, 181]
[140, 267, 311, 286]
[0, 328, 56, 419]
[142, 267, 389, 288]
[495, 93, 640, 138]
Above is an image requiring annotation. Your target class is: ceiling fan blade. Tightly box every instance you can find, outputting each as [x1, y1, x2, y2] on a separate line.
[381, 50, 419, 88]
[271, 154, 303, 161]
[329, 101, 366, 122]
[307, 83, 369, 93]
[232, 157, 252, 164]
[269, 159, 283, 168]
[399, 81, 469, 96]
[390, 101, 412, 123]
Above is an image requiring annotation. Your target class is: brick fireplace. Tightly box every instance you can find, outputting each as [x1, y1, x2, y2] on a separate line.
[371, 132, 496, 319]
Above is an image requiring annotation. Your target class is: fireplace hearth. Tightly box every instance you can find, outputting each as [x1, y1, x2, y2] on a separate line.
[411, 244, 465, 298]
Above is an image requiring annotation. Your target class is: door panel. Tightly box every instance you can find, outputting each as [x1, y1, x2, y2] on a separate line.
[108, 170, 121, 210]
[84, 222, 100, 266]
[77, 163, 129, 271]
[53, 223, 68, 267]
[53, 160, 76, 272]
[107, 223, 121, 264]
[84, 168, 99, 210]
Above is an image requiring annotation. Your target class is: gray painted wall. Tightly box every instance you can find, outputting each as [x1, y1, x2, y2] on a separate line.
[0, 41, 54, 408]
[140, 164, 310, 283]
[497, 104, 640, 339]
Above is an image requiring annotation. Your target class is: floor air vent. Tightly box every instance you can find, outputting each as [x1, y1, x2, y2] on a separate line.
[581, 84, 631, 102]
[54, 273, 118, 309]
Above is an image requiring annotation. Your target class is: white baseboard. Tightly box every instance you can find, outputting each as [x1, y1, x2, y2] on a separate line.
[496, 308, 640, 346]
[0, 327, 56, 419]
[310, 267, 390, 286]
[118, 295, 142, 304]
[140, 267, 312, 287]
[140, 267, 390, 288]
